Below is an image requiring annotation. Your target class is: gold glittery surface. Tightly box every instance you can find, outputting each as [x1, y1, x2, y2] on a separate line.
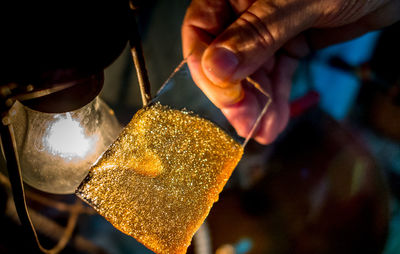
[76, 103, 243, 254]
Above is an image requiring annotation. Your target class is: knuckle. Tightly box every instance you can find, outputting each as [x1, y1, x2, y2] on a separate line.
[237, 10, 276, 50]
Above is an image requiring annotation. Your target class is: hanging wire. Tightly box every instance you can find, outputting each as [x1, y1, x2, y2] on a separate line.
[156, 51, 193, 98]
[129, 4, 152, 107]
[242, 77, 272, 148]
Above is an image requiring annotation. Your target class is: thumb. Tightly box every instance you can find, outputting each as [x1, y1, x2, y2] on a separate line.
[202, 0, 319, 86]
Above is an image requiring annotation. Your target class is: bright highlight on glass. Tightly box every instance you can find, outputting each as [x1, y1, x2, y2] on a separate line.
[10, 97, 121, 194]
[43, 114, 98, 160]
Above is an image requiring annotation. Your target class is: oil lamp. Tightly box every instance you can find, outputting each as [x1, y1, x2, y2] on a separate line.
[0, 1, 151, 252]
[10, 97, 120, 194]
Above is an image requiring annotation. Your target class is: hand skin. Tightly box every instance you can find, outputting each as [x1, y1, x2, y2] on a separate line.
[182, 0, 400, 144]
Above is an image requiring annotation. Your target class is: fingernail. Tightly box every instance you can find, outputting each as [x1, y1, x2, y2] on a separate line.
[223, 83, 245, 105]
[203, 47, 239, 86]
[207, 83, 245, 108]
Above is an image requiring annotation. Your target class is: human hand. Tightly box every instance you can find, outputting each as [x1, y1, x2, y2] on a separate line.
[182, 0, 400, 144]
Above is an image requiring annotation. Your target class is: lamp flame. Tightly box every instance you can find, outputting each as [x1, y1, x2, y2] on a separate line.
[43, 113, 98, 160]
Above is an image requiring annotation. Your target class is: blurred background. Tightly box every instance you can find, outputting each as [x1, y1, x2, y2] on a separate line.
[1, 0, 399, 253]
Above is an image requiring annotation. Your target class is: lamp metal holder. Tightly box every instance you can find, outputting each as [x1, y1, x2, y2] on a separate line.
[129, 1, 152, 107]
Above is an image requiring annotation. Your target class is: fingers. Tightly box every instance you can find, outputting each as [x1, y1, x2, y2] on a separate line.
[201, 0, 319, 87]
[220, 54, 298, 145]
[182, 0, 300, 144]
[254, 55, 298, 144]
[282, 34, 311, 59]
[182, 0, 245, 108]
[220, 84, 263, 138]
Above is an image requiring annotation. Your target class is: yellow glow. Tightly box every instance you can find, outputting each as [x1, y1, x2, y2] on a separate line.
[43, 113, 98, 160]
